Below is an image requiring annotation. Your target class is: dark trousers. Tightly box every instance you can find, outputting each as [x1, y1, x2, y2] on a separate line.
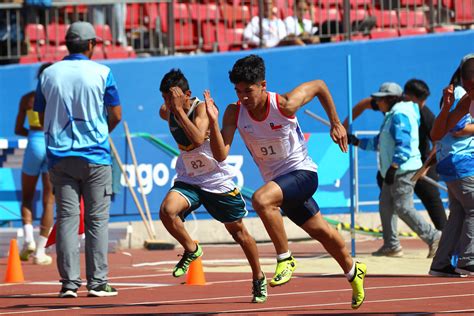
[377, 167, 447, 230]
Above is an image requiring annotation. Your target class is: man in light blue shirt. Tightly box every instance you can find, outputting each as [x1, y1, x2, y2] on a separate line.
[34, 21, 122, 298]
[349, 83, 440, 258]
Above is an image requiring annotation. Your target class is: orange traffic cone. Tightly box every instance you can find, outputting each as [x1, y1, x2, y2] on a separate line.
[186, 257, 206, 285]
[4, 239, 25, 283]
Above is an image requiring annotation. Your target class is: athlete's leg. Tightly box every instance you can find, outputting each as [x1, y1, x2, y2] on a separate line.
[224, 219, 264, 280]
[21, 172, 40, 227]
[301, 212, 353, 272]
[20, 172, 40, 260]
[159, 191, 196, 252]
[40, 172, 54, 238]
[252, 182, 288, 255]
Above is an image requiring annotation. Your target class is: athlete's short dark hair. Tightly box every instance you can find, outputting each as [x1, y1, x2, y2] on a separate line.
[229, 54, 265, 85]
[404, 79, 430, 101]
[160, 68, 190, 93]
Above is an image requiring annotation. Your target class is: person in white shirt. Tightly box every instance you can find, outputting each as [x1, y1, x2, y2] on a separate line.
[204, 54, 367, 310]
[283, 0, 319, 45]
[243, 0, 287, 48]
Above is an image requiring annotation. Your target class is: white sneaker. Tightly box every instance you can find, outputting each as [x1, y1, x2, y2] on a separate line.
[34, 254, 53, 265]
[20, 241, 36, 261]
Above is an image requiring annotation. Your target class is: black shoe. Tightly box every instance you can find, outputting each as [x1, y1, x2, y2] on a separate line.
[455, 265, 474, 276]
[59, 288, 78, 298]
[429, 265, 467, 277]
[88, 284, 118, 297]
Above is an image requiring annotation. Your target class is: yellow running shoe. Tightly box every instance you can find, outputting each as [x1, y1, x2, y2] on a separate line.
[269, 256, 296, 287]
[350, 261, 367, 309]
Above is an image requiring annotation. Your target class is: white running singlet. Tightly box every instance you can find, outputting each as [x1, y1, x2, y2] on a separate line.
[237, 91, 317, 182]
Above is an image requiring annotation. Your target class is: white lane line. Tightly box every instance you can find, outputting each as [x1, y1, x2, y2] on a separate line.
[132, 255, 329, 267]
[215, 293, 474, 314]
[1, 279, 473, 314]
[1, 292, 472, 315]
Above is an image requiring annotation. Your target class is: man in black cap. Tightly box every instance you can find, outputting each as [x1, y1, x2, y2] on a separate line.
[34, 21, 122, 298]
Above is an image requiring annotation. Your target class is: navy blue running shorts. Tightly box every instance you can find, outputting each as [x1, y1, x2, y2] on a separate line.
[273, 170, 320, 226]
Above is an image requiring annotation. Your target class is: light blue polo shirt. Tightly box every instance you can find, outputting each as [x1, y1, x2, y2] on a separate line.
[33, 54, 120, 168]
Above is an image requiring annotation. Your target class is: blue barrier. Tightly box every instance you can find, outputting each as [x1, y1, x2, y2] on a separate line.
[0, 31, 471, 223]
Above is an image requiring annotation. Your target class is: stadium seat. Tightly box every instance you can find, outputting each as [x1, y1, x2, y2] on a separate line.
[399, 10, 427, 27]
[25, 24, 46, 45]
[201, 21, 227, 52]
[19, 54, 39, 64]
[399, 27, 428, 36]
[370, 28, 399, 39]
[311, 7, 342, 24]
[174, 20, 198, 51]
[126, 3, 143, 30]
[433, 25, 456, 32]
[401, 0, 425, 6]
[315, 0, 343, 8]
[94, 24, 113, 44]
[454, 0, 473, 25]
[350, 0, 373, 9]
[221, 4, 251, 28]
[46, 24, 68, 45]
[372, 9, 399, 28]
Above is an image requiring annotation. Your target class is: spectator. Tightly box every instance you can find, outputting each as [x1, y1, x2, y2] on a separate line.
[343, 79, 447, 231]
[14, 62, 54, 265]
[349, 82, 441, 258]
[432, 54, 474, 141]
[282, 0, 319, 45]
[243, 0, 287, 48]
[89, 4, 127, 46]
[33, 21, 122, 298]
[0, 0, 23, 65]
[429, 56, 474, 277]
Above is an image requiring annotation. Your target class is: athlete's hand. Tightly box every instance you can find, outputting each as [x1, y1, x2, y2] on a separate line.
[169, 87, 186, 114]
[204, 90, 219, 124]
[441, 84, 454, 112]
[330, 121, 348, 153]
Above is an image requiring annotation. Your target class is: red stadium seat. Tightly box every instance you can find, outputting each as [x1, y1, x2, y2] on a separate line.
[46, 24, 68, 45]
[311, 7, 342, 24]
[454, 0, 473, 24]
[25, 24, 46, 44]
[399, 10, 426, 27]
[221, 4, 251, 28]
[433, 25, 456, 32]
[401, 0, 425, 6]
[370, 28, 399, 39]
[399, 27, 428, 36]
[315, 0, 343, 8]
[94, 24, 113, 44]
[19, 54, 39, 64]
[126, 3, 142, 30]
[372, 9, 399, 28]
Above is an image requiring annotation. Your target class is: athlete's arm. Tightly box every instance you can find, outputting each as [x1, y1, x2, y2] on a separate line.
[342, 97, 374, 129]
[107, 105, 122, 132]
[431, 84, 471, 141]
[14, 94, 30, 137]
[280, 80, 348, 152]
[170, 87, 209, 147]
[205, 90, 237, 162]
[452, 123, 474, 137]
[159, 104, 168, 121]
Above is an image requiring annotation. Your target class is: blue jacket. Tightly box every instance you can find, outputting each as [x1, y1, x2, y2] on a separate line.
[359, 101, 422, 177]
[436, 86, 474, 182]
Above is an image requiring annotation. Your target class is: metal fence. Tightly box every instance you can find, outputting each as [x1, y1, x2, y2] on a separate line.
[0, 0, 472, 64]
